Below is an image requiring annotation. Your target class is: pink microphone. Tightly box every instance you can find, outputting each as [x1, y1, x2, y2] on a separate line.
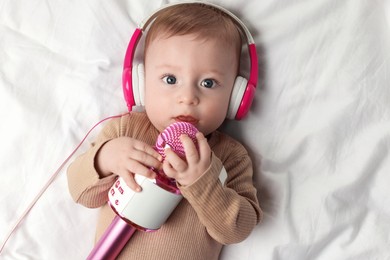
[87, 122, 199, 260]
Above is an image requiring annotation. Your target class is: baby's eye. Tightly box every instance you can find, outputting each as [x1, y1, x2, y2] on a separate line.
[201, 79, 215, 88]
[162, 75, 177, 85]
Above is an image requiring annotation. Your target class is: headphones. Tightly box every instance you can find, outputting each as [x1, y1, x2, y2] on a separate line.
[122, 1, 258, 120]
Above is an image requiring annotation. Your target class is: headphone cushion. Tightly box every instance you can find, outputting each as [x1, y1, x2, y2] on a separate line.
[131, 63, 145, 109]
[227, 76, 248, 120]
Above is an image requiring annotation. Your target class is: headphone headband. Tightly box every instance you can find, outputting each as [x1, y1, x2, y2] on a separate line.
[140, 2, 255, 44]
[122, 1, 258, 120]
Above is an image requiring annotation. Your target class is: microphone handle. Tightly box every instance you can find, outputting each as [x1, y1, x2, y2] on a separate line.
[87, 215, 136, 260]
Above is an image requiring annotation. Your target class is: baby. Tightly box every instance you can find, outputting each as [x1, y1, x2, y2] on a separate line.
[67, 3, 262, 259]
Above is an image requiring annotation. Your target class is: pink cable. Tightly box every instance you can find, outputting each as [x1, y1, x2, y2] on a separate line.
[0, 113, 126, 255]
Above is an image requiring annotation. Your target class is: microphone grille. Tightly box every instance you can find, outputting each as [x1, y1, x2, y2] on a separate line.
[155, 122, 199, 159]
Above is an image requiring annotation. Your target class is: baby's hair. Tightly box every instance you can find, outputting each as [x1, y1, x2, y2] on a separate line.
[144, 3, 242, 60]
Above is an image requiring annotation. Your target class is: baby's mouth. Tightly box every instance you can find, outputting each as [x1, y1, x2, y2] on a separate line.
[175, 115, 199, 124]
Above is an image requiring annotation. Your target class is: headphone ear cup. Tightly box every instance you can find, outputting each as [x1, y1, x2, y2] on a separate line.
[131, 63, 145, 110]
[227, 76, 248, 120]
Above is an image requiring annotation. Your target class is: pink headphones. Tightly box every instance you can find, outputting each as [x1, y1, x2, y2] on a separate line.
[122, 2, 258, 120]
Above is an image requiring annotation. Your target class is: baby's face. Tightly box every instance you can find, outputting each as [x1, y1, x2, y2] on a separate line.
[144, 33, 239, 135]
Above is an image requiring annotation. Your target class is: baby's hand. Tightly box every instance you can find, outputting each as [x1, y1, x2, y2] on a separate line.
[162, 132, 211, 186]
[96, 137, 163, 192]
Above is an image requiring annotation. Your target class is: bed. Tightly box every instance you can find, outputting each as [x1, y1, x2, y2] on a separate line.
[1, 0, 389, 259]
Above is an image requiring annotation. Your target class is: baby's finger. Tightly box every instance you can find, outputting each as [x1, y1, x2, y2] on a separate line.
[180, 134, 199, 164]
[133, 140, 163, 161]
[162, 160, 177, 179]
[196, 132, 211, 161]
[120, 170, 142, 192]
[128, 149, 162, 170]
[125, 159, 157, 180]
[164, 147, 187, 172]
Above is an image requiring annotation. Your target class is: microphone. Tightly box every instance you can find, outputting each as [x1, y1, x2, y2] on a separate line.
[154, 121, 199, 192]
[87, 121, 199, 260]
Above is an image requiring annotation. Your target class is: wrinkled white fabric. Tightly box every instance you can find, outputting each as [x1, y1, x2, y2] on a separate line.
[1, 0, 389, 259]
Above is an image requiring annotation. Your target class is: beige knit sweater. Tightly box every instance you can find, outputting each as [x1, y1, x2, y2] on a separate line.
[67, 112, 261, 260]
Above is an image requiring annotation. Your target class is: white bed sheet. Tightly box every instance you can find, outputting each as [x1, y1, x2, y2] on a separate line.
[1, 0, 390, 259]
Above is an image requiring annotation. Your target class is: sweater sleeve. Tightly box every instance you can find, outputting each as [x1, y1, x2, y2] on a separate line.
[66, 117, 123, 208]
[179, 135, 262, 245]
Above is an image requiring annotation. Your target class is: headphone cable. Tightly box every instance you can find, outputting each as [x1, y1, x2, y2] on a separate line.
[0, 113, 126, 255]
